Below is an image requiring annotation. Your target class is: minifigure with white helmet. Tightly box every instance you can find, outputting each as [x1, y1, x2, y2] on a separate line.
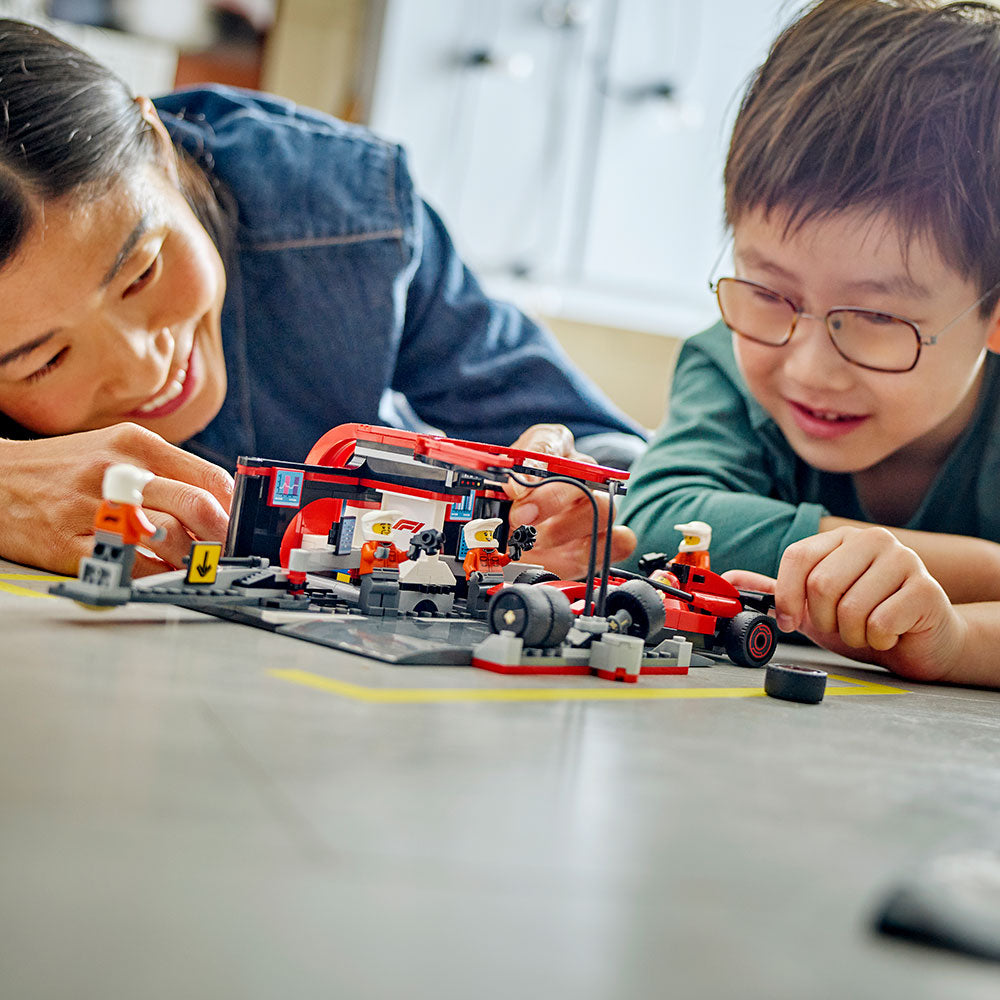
[357, 508, 407, 615]
[673, 520, 712, 571]
[462, 517, 512, 615]
[83, 463, 167, 586]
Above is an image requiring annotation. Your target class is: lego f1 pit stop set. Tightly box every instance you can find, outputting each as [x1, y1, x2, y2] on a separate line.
[52, 423, 787, 686]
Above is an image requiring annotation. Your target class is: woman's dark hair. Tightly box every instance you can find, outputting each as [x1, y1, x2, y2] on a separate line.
[0, 18, 231, 267]
[725, 0, 1000, 315]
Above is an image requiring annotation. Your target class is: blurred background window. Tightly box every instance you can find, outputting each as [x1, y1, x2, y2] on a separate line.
[0, 0, 806, 429]
[43, 0, 275, 88]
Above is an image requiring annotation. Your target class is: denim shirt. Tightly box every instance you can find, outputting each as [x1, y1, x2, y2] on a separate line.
[153, 86, 644, 471]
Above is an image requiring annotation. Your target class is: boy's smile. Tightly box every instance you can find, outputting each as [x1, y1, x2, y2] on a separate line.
[785, 398, 868, 441]
[729, 207, 1000, 483]
[0, 160, 227, 444]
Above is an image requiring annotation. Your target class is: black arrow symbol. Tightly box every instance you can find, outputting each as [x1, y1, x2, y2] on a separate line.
[196, 553, 213, 578]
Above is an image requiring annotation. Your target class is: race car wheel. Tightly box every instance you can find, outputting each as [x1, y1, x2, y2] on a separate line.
[537, 585, 574, 647]
[604, 579, 666, 640]
[513, 568, 560, 585]
[764, 663, 827, 704]
[723, 611, 777, 667]
[487, 583, 573, 648]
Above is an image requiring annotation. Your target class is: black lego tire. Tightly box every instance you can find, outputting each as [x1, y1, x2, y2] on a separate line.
[535, 585, 574, 647]
[514, 568, 560, 585]
[604, 579, 666, 640]
[723, 610, 778, 667]
[488, 583, 573, 648]
[764, 663, 828, 704]
[487, 584, 553, 647]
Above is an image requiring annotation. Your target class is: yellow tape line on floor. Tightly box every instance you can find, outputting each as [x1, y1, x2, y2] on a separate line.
[269, 667, 907, 703]
[5, 572, 911, 702]
[0, 573, 65, 598]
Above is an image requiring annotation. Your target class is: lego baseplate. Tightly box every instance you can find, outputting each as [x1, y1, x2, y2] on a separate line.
[51, 564, 710, 673]
[208, 604, 493, 665]
[51, 566, 484, 665]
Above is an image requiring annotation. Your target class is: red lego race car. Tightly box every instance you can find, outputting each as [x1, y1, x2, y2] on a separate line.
[488, 555, 778, 668]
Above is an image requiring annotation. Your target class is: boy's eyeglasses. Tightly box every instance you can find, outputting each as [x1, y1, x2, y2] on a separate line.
[709, 276, 998, 373]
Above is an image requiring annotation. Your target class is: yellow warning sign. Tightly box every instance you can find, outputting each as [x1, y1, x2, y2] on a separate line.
[185, 542, 222, 585]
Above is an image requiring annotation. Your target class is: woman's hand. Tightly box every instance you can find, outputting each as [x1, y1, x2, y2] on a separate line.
[505, 423, 636, 580]
[723, 526, 966, 682]
[0, 423, 233, 577]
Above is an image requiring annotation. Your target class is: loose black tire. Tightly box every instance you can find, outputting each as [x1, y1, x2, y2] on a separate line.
[514, 568, 560, 585]
[764, 662, 827, 704]
[604, 579, 666, 640]
[488, 584, 573, 648]
[723, 611, 777, 667]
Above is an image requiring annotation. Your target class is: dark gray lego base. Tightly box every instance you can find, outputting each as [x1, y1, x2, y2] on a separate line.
[52, 566, 709, 670]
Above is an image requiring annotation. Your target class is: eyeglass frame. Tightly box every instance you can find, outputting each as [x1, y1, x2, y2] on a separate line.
[708, 274, 1000, 374]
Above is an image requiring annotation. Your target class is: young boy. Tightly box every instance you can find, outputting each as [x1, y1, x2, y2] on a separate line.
[612, 0, 1000, 686]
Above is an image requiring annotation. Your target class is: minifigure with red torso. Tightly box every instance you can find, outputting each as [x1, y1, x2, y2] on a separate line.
[647, 520, 713, 593]
[462, 517, 508, 576]
[463, 517, 510, 614]
[462, 517, 537, 614]
[82, 463, 166, 586]
[359, 510, 408, 576]
[95, 494, 160, 546]
[357, 508, 406, 615]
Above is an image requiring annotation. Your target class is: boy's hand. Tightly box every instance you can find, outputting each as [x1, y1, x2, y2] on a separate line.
[820, 515, 1000, 604]
[505, 423, 636, 580]
[0, 424, 233, 577]
[723, 527, 967, 682]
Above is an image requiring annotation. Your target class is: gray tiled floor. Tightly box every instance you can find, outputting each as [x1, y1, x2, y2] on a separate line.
[2, 559, 999, 999]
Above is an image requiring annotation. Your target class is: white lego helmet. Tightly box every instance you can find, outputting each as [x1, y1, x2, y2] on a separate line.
[463, 517, 502, 549]
[674, 520, 712, 552]
[102, 464, 154, 505]
[361, 508, 402, 540]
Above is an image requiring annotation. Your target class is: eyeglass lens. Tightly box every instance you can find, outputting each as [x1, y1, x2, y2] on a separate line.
[715, 278, 920, 372]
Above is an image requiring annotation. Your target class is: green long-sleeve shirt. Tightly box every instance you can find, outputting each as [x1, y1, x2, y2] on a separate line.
[618, 323, 1000, 577]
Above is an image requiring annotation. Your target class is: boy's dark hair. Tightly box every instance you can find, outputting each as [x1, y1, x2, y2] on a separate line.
[0, 18, 230, 268]
[725, 0, 1000, 315]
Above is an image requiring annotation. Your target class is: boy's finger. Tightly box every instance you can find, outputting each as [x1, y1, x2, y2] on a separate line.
[802, 531, 912, 637]
[834, 563, 910, 648]
[721, 569, 776, 593]
[775, 531, 848, 631]
[864, 574, 949, 652]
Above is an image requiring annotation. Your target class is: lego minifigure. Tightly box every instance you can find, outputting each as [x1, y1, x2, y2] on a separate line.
[82, 464, 167, 588]
[357, 509, 407, 615]
[673, 520, 712, 571]
[463, 517, 520, 615]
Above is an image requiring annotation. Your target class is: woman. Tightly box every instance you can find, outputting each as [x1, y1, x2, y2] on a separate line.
[0, 20, 641, 577]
